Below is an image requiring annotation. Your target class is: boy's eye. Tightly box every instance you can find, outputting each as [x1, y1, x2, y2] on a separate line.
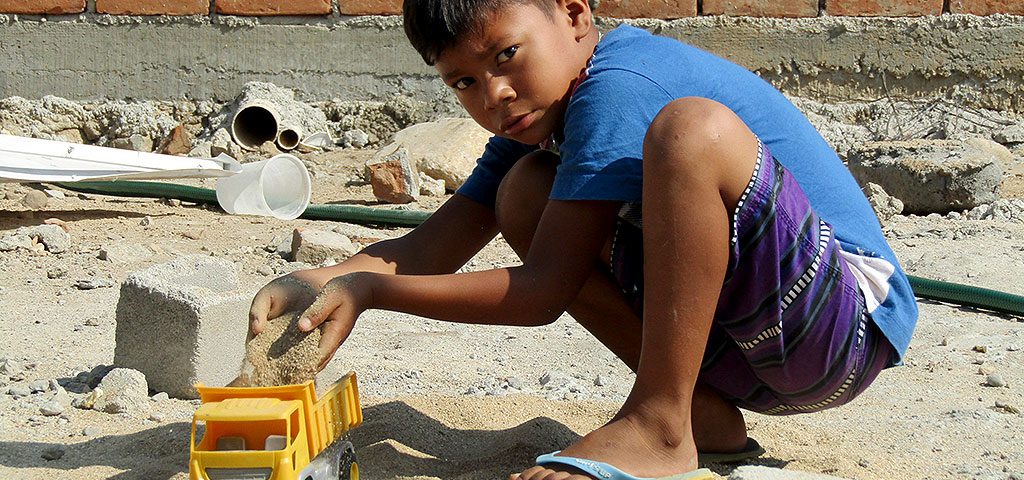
[497, 45, 519, 63]
[453, 78, 474, 90]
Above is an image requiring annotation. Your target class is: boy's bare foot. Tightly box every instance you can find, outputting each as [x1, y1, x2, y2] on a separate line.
[512, 392, 750, 480]
[510, 400, 693, 479]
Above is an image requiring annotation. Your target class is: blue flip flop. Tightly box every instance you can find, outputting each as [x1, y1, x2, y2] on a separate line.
[536, 451, 716, 480]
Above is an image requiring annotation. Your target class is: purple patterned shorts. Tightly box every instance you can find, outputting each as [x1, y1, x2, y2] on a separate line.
[609, 142, 895, 414]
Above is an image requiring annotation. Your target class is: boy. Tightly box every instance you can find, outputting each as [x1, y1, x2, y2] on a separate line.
[248, 0, 918, 478]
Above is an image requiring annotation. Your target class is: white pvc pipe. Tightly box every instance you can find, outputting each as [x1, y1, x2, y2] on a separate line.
[0, 134, 240, 183]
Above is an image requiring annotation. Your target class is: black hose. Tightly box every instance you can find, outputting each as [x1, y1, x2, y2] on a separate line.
[54, 180, 1024, 316]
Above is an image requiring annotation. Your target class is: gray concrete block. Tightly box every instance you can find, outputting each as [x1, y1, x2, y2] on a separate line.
[729, 466, 851, 480]
[113, 255, 252, 399]
[847, 138, 1009, 215]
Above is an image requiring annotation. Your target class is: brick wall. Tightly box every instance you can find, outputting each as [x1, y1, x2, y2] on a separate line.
[1, 0, 1022, 16]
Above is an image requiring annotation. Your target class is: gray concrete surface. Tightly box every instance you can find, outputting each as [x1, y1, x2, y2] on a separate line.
[112, 255, 254, 399]
[0, 14, 1022, 112]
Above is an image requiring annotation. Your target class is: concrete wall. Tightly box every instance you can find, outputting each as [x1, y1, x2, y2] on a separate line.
[0, 1, 1023, 112]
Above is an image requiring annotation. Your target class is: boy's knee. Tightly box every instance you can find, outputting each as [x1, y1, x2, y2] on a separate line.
[494, 150, 558, 251]
[643, 97, 750, 172]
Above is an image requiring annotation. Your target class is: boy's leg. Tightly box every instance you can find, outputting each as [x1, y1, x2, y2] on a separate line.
[503, 98, 760, 479]
[495, 150, 749, 455]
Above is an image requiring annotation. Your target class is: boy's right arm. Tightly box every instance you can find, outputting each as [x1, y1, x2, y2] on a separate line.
[248, 193, 499, 334]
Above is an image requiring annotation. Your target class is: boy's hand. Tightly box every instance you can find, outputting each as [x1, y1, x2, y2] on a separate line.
[297, 272, 375, 370]
[248, 272, 321, 336]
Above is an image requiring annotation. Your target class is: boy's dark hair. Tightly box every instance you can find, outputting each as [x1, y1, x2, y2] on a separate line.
[403, 0, 554, 66]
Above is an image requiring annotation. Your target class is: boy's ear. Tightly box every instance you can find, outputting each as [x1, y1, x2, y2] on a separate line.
[560, 0, 593, 40]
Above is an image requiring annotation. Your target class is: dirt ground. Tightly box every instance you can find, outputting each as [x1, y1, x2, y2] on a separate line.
[0, 147, 1022, 480]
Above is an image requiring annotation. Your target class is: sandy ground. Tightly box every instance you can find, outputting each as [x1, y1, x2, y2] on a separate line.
[0, 148, 1022, 480]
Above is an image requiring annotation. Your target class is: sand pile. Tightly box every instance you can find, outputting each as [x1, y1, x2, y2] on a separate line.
[233, 311, 322, 387]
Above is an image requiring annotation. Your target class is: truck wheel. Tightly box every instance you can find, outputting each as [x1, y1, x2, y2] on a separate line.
[338, 441, 358, 480]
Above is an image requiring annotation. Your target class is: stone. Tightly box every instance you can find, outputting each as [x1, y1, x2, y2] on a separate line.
[97, 243, 153, 263]
[847, 138, 1009, 214]
[149, 412, 165, 422]
[160, 124, 193, 155]
[391, 117, 492, 191]
[729, 466, 852, 479]
[188, 142, 213, 158]
[39, 400, 65, 416]
[44, 189, 66, 199]
[993, 123, 1024, 145]
[41, 446, 65, 461]
[111, 134, 153, 152]
[7, 225, 72, 254]
[419, 172, 447, 197]
[342, 129, 369, 148]
[93, 368, 150, 415]
[22, 190, 48, 209]
[985, 373, 1006, 387]
[291, 228, 359, 265]
[75, 277, 116, 290]
[7, 384, 31, 398]
[28, 379, 49, 393]
[864, 182, 904, 225]
[366, 143, 419, 204]
[113, 256, 252, 399]
[0, 358, 21, 377]
[82, 426, 101, 437]
[151, 392, 169, 402]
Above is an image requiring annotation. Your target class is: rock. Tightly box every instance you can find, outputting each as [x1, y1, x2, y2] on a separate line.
[847, 138, 1008, 214]
[342, 129, 369, 148]
[211, 128, 242, 158]
[93, 368, 151, 415]
[22, 190, 48, 209]
[729, 466, 851, 479]
[28, 379, 50, 393]
[75, 277, 116, 290]
[391, 117, 492, 191]
[594, 374, 607, 387]
[291, 227, 359, 265]
[256, 265, 275, 276]
[111, 134, 154, 152]
[47, 267, 67, 279]
[73, 388, 103, 410]
[419, 172, 447, 197]
[985, 373, 1006, 388]
[864, 182, 904, 225]
[44, 189, 66, 199]
[151, 392, 169, 402]
[97, 243, 153, 263]
[149, 412, 165, 422]
[39, 400, 65, 416]
[160, 124, 193, 155]
[366, 143, 419, 204]
[0, 358, 22, 377]
[4, 225, 72, 254]
[85, 364, 114, 388]
[188, 142, 213, 158]
[993, 123, 1024, 145]
[82, 426, 101, 437]
[7, 384, 31, 398]
[40, 446, 65, 461]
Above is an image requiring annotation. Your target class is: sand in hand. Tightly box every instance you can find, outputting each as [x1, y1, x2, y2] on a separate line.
[231, 311, 322, 387]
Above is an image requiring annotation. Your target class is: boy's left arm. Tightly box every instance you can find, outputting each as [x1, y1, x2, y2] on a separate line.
[301, 198, 621, 365]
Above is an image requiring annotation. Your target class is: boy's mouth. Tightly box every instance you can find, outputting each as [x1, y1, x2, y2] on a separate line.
[501, 111, 535, 136]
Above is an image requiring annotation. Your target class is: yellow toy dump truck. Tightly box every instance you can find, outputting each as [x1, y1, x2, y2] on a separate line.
[189, 372, 363, 480]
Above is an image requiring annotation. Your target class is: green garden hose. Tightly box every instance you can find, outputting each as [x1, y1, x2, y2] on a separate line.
[54, 180, 1024, 316]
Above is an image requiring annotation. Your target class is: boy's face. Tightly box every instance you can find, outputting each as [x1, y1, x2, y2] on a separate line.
[435, 0, 595, 146]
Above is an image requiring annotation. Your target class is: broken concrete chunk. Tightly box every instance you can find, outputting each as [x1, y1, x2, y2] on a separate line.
[847, 138, 1008, 214]
[2, 225, 72, 254]
[392, 117, 491, 191]
[366, 143, 419, 204]
[93, 368, 150, 415]
[111, 134, 153, 152]
[291, 227, 359, 265]
[864, 182, 904, 226]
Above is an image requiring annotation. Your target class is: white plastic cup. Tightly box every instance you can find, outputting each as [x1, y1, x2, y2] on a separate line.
[215, 154, 311, 220]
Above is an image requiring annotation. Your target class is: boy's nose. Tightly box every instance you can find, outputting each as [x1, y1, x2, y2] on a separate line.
[484, 78, 515, 110]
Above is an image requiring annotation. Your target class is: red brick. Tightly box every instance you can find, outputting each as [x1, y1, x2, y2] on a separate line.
[950, 0, 1024, 15]
[0, 0, 84, 14]
[703, 0, 818, 17]
[594, 0, 697, 19]
[826, 0, 942, 16]
[338, 0, 401, 15]
[97, 0, 208, 15]
[215, 0, 332, 16]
